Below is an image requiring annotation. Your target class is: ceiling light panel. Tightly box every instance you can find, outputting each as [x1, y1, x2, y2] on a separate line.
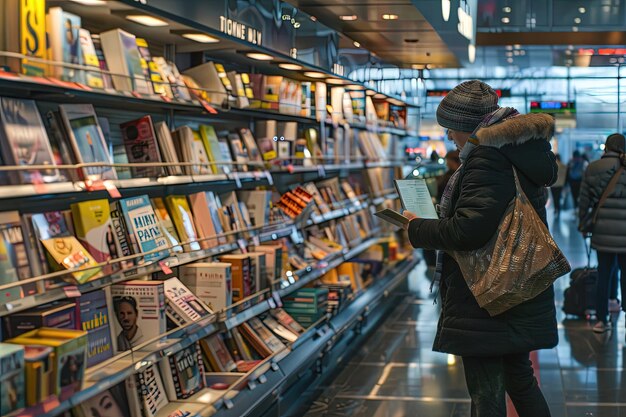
[126, 15, 169, 27]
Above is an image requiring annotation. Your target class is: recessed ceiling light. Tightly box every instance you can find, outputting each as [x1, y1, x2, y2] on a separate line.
[514, 44, 521, 49]
[411, 64, 425, 69]
[246, 52, 274, 61]
[506, 51, 513, 57]
[304, 71, 326, 78]
[126, 15, 169, 27]
[579, 7, 586, 13]
[278, 63, 303, 70]
[181, 33, 219, 43]
[503, 6, 512, 13]
[572, 26, 579, 32]
[353, 41, 361, 48]
[382, 14, 399, 20]
[70, 0, 107, 5]
[513, 50, 520, 56]
[326, 78, 346, 85]
[501, 17, 510, 23]
[507, 57, 514, 63]
[506, 45, 513, 50]
[426, 64, 432, 69]
[520, 50, 526, 56]
[574, 17, 581, 23]
[340, 15, 358, 21]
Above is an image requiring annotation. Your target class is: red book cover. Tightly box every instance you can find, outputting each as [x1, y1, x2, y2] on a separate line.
[120, 115, 164, 178]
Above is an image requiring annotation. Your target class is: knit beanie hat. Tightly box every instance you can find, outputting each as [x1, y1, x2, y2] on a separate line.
[605, 133, 625, 153]
[436, 80, 500, 132]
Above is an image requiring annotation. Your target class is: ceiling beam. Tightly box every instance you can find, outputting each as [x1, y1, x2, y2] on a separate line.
[477, 31, 626, 46]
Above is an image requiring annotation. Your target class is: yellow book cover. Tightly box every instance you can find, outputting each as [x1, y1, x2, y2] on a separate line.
[213, 63, 232, 92]
[20, 0, 47, 76]
[166, 195, 201, 252]
[337, 262, 363, 292]
[41, 236, 102, 284]
[71, 200, 114, 273]
[24, 345, 54, 406]
[188, 192, 218, 250]
[197, 125, 220, 174]
[151, 197, 183, 252]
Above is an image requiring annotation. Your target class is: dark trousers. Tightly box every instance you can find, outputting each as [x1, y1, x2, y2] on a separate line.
[596, 251, 626, 323]
[569, 180, 582, 208]
[462, 353, 551, 417]
[550, 187, 562, 213]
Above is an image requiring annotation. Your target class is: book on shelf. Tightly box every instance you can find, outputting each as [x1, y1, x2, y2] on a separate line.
[90, 33, 115, 90]
[253, 243, 283, 285]
[165, 195, 201, 252]
[163, 277, 213, 326]
[216, 133, 235, 173]
[279, 78, 302, 115]
[182, 61, 228, 106]
[213, 63, 232, 96]
[134, 38, 155, 95]
[262, 316, 298, 343]
[129, 364, 169, 417]
[219, 254, 251, 302]
[80, 380, 132, 417]
[197, 124, 225, 175]
[120, 115, 165, 178]
[181, 74, 210, 102]
[99, 28, 151, 95]
[118, 195, 169, 263]
[153, 121, 182, 176]
[58, 103, 117, 181]
[241, 73, 258, 107]
[227, 132, 250, 172]
[269, 308, 306, 335]
[150, 197, 183, 253]
[3, 301, 77, 339]
[262, 75, 281, 110]
[200, 333, 236, 372]
[0, 211, 37, 297]
[239, 318, 285, 358]
[41, 235, 102, 284]
[238, 190, 271, 228]
[230, 327, 256, 362]
[110, 280, 166, 353]
[180, 262, 232, 312]
[109, 201, 135, 271]
[23, 210, 70, 279]
[0, 0, 47, 76]
[314, 82, 327, 122]
[173, 126, 211, 175]
[6, 327, 88, 398]
[238, 128, 262, 164]
[0, 97, 61, 184]
[151, 57, 192, 102]
[47, 7, 83, 82]
[246, 251, 267, 293]
[227, 71, 249, 108]
[71, 199, 115, 273]
[23, 345, 54, 407]
[188, 191, 220, 250]
[158, 342, 205, 400]
[204, 191, 228, 245]
[78, 28, 104, 89]
[0, 343, 25, 415]
[77, 288, 115, 368]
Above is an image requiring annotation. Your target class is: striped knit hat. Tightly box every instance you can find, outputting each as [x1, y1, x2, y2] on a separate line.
[436, 80, 500, 132]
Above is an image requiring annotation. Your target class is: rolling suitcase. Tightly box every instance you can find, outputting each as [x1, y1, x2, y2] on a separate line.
[563, 237, 597, 319]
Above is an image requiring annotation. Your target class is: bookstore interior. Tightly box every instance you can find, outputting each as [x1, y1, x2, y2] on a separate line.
[0, 1, 429, 417]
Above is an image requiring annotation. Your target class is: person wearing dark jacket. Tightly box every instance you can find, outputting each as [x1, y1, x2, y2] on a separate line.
[578, 133, 626, 333]
[436, 150, 461, 202]
[403, 80, 558, 417]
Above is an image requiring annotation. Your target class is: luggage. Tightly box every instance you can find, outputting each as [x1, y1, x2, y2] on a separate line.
[563, 237, 597, 318]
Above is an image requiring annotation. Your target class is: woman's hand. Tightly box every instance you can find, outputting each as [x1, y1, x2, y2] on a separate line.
[402, 211, 418, 230]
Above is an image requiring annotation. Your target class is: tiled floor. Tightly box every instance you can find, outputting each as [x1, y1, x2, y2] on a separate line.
[303, 209, 626, 417]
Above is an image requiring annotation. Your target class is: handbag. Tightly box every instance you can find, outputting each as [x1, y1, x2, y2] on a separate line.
[579, 160, 625, 235]
[452, 167, 571, 317]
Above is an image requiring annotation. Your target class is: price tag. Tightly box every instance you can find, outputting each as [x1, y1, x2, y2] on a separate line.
[159, 260, 173, 275]
[237, 239, 248, 252]
[287, 164, 295, 174]
[200, 100, 218, 114]
[104, 180, 122, 198]
[63, 285, 81, 298]
[30, 171, 48, 194]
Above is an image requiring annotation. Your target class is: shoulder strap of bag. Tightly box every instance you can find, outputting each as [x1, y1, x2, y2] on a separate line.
[592, 156, 625, 223]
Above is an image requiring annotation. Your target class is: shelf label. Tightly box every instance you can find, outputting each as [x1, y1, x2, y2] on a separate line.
[104, 180, 122, 198]
[159, 260, 173, 275]
[85, 179, 106, 192]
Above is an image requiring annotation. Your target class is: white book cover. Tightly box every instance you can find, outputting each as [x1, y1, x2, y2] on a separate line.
[182, 62, 228, 105]
[179, 262, 232, 312]
[46, 7, 82, 82]
[99, 29, 151, 95]
[154, 121, 182, 176]
[134, 364, 169, 417]
[163, 277, 213, 326]
[175, 127, 211, 175]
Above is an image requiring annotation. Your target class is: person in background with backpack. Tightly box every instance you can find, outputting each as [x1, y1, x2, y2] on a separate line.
[578, 133, 626, 333]
[567, 150, 587, 209]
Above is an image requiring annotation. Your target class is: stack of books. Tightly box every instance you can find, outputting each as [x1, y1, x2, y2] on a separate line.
[282, 288, 329, 327]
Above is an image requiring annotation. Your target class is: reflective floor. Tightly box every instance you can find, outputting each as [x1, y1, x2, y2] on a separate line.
[304, 209, 626, 417]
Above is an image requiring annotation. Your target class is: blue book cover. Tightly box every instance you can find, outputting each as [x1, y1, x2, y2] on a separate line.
[78, 289, 113, 367]
[119, 195, 168, 263]
[60, 11, 83, 83]
[0, 343, 25, 415]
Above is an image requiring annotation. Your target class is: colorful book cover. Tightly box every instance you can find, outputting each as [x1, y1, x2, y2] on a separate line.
[197, 124, 223, 174]
[59, 104, 117, 181]
[41, 236, 102, 284]
[71, 199, 115, 271]
[199, 334, 236, 372]
[133, 364, 168, 417]
[78, 289, 114, 368]
[109, 201, 135, 270]
[6, 328, 88, 398]
[180, 262, 232, 312]
[0, 97, 60, 184]
[228, 132, 249, 172]
[78, 28, 104, 89]
[110, 280, 166, 353]
[219, 254, 251, 302]
[99, 29, 151, 95]
[0, 211, 36, 297]
[165, 195, 201, 252]
[47, 7, 83, 82]
[152, 57, 192, 102]
[120, 115, 164, 178]
[90, 34, 114, 90]
[159, 342, 204, 400]
[118, 195, 169, 263]
[163, 277, 212, 326]
[136, 38, 172, 98]
[188, 192, 219, 250]
[174, 126, 211, 175]
[238, 128, 262, 163]
[4, 301, 77, 339]
[80, 380, 132, 417]
[0, 343, 25, 415]
[248, 317, 286, 353]
[19, 0, 47, 76]
[23, 345, 54, 406]
[150, 197, 182, 253]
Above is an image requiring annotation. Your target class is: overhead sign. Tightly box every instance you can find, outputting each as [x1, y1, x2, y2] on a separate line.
[530, 101, 576, 114]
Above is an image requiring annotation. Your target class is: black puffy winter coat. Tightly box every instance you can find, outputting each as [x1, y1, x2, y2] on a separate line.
[578, 151, 626, 253]
[408, 113, 559, 357]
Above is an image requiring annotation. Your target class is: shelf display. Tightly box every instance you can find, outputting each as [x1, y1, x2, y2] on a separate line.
[0, 2, 418, 417]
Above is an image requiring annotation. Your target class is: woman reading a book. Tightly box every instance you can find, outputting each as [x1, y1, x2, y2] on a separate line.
[403, 80, 558, 417]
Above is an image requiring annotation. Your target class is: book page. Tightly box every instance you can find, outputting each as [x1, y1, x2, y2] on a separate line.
[394, 179, 438, 219]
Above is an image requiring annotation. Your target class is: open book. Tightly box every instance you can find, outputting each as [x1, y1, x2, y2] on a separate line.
[374, 179, 438, 227]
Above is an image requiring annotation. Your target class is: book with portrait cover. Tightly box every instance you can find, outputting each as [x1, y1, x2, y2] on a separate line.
[59, 104, 117, 181]
[71, 199, 115, 274]
[118, 195, 169, 263]
[0, 343, 25, 415]
[80, 380, 132, 417]
[158, 342, 205, 400]
[0, 97, 60, 184]
[77, 288, 114, 368]
[120, 115, 164, 178]
[163, 277, 212, 326]
[47, 7, 83, 82]
[110, 280, 166, 353]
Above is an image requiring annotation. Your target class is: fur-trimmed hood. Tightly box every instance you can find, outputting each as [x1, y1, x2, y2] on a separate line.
[475, 113, 555, 148]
